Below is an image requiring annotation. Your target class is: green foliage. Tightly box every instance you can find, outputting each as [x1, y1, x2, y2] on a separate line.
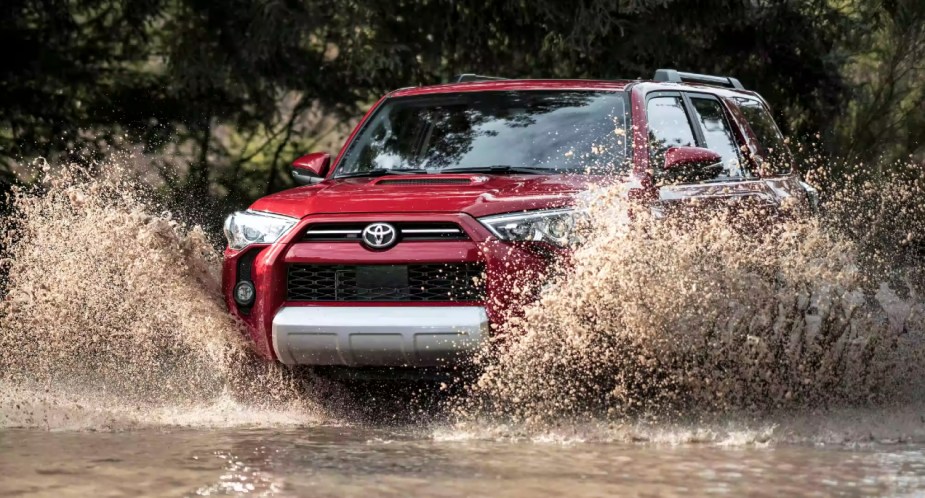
[0, 0, 921, 220]
[832, 0, 925, 164]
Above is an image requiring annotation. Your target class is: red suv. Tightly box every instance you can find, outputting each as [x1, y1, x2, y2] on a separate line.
[222, 69, 815, 368]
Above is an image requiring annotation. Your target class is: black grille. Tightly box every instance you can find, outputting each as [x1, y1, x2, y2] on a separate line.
[287, 263, 485, 302]
[302, 222, 468, 242]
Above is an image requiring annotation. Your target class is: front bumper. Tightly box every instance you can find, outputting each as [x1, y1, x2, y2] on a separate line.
[272, 306, 488, 366]
[223, 212, 558, 365]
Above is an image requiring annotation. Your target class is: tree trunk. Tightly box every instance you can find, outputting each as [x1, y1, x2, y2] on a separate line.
[191, 115, 212, 201]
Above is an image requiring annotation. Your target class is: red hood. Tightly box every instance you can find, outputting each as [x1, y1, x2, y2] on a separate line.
[249, 174, 610, 219]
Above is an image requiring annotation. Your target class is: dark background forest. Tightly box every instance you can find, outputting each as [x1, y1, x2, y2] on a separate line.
[1, 0, 923, 225]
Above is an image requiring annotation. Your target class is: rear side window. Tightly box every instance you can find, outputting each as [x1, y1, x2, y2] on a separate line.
[689, 97, 743, 178]
[734, 98, 792, 175]
[646, 96, 696, 167]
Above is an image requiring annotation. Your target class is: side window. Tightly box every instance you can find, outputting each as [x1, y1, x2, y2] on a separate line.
[646, 96, 696, 168]
[689, 97, 743, 178]
[734, 98, 792, 175]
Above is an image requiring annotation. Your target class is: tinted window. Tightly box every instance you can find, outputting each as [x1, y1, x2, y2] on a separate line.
[337, 91, 631, 175]
[690, 97, 744, 178]
[735, 98, 792, 175]
[646, 96, 696, 167]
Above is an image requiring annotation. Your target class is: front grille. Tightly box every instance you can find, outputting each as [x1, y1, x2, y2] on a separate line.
[287, 263, 485, 302]
[302, 222, 468, 242]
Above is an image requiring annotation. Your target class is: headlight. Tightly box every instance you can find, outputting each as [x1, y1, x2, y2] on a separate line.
[478, 208, 584, 247]
[223, 210, 298, 250]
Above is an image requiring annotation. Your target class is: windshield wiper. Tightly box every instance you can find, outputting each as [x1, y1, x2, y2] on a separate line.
[336, 168, 429, 179]
[439, 165, 551, 175]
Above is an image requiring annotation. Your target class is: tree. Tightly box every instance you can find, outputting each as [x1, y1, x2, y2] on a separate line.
[0, 0, 918, 225]
[833, 0, 925, 165]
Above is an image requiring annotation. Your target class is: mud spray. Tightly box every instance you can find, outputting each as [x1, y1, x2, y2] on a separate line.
[444, 161, 925, 443]
[0, 163, 328, 430]
[1, 158, 924, 444]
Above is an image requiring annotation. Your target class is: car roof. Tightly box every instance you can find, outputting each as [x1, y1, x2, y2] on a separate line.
[388, 78, 762, 100]
[389, 79, 631, 97]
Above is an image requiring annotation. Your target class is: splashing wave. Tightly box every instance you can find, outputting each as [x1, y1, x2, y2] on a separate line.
[455, 167, 925, 436]
[0, 164, 324, 429]
[3, 160, 924, 444]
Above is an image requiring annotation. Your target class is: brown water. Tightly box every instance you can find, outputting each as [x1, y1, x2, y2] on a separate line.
[2, 161, 925, 495]
[3, 426, 925, 497]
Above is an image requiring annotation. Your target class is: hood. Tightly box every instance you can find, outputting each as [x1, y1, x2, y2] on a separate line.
[248, 174, 610, 219]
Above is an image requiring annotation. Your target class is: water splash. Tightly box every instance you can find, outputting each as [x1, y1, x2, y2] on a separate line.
[0, 163, 324, 429]
[3, 158, 924, 445]
[454, 164, 925, 433]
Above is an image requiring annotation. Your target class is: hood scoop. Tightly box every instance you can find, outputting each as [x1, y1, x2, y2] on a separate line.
[374, 177, 473, 186]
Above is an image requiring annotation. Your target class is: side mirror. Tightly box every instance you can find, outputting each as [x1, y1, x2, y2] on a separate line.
[292, 152, 331, 185]
[662, 146, 723, 183]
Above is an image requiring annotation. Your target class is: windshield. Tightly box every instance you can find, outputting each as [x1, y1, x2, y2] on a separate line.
[335, 90, 631, 177]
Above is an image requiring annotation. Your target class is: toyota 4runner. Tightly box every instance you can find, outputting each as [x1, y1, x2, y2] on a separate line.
[222, 69, 816, 368]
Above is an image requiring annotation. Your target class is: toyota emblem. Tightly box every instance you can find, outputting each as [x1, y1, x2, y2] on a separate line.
[361, 222, 398, 249]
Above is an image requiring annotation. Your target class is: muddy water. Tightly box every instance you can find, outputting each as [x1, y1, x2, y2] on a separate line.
[2, 163, 925, 495]
[3, 426, 925, 496]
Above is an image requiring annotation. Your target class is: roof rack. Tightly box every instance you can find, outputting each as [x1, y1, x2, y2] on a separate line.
[455, 73, 507, 83]
[653, 69, 744, 90]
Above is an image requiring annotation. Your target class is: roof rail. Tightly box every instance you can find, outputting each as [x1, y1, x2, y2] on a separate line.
[653, 69, 744, 90]
[455, 73, 507, 83]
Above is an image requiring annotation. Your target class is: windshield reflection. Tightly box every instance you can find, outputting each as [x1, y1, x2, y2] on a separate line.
[336, 91, 631, 177]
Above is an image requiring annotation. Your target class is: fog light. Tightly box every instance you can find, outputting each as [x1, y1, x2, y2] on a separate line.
[234, 281, 255, 306]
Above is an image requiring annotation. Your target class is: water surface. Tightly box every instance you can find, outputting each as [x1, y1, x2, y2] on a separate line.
[3, 426, 925, 496]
